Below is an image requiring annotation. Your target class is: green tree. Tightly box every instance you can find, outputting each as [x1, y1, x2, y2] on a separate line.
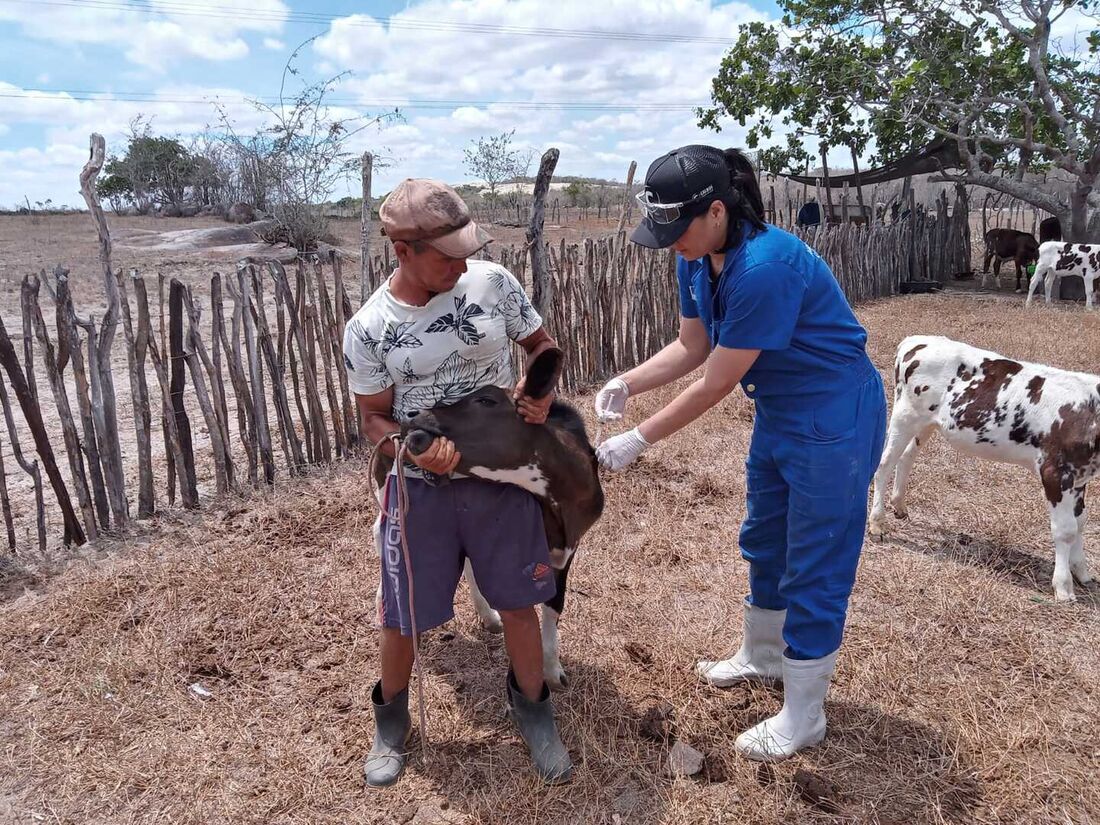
[95, 173, 132, 214]
[563, 180, 593, 207]
[700, 0, 1100, 239]
[103, 118, 196, 212]
[463, 129, 533, 204]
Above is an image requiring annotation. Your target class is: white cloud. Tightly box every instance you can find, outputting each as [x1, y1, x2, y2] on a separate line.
[0, 0, 289, 71]
[263, 37, 286, 51]
[309, 0, 770, 192]
[35, 73, 50, 85]
[1, 0, 786, 203]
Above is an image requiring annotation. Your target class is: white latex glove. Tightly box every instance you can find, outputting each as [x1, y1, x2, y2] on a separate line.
[594, 377, 630, 422]
[596, 427, 651, 471]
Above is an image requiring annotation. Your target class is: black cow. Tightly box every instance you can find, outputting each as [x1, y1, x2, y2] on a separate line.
[983, 228, 1040, 292]
[1039, 216, 1062, 244]
[376, 347, 604, 689]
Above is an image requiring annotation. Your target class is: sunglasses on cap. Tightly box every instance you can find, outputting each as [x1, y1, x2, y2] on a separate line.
[635, 185, 717, 224]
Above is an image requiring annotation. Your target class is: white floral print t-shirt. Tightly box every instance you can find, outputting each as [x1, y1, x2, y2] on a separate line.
[343, 259, 542, 475]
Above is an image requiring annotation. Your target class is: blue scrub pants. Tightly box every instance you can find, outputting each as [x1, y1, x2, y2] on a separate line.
[740, 366, 887, 661]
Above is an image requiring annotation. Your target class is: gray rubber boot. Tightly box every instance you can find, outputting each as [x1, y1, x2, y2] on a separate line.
[505, 670, 573, 784]
[364, 680, 411, 788]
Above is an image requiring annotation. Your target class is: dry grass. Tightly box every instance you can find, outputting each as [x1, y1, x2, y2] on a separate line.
[1, 292, 1099, 825]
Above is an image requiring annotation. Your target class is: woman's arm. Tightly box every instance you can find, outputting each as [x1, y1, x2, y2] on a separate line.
[637, 346, 760, 443]
[596, 346, 759, 470]
[619, 316, 711, 395]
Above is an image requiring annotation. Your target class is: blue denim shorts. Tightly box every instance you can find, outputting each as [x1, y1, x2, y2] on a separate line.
[378, 476, 555, 635]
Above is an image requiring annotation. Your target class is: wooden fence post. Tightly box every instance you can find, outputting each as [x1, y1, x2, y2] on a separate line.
[28, 274, 98, 539]
[180, 284, 231, 495]
[169, 280, 199, 499]
[134, 277, 197, 510]
[0, 313, 84, 547]
[250, 267, 305, 475]
[157, 273, 175, 506]
[239, 266, 276, 485]
[329, 251, 358, 448]
[55, 275, 111, 528]
[19, 277, 38, 404]
[0, 424, 15, 552]
[361, 151, 374, 305]
[218, 273, 259, 486]
[118, 268, 155, 517]
[528, 147, 560, 319]
[78, 133, 128, 528]
[311, 258, 347, 458]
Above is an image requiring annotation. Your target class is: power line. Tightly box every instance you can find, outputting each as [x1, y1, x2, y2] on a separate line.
[0, 0, 737, 45]
[0, 88, 708, 112]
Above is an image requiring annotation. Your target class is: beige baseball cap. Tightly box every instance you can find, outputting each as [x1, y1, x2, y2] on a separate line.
[379, 178, 493, 258]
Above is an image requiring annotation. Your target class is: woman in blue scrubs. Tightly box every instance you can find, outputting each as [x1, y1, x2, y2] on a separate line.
[595, 145, 887, 761]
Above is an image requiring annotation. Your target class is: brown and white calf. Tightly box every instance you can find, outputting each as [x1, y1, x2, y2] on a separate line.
[1026, 241, 1100, 309]
[374, 347, 604, 689]
[870, 335, 1099, 601]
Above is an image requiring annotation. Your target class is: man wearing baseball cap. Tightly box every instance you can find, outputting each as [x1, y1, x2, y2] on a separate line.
[593, 145, 887, 762]
[343, 178, 572, 786]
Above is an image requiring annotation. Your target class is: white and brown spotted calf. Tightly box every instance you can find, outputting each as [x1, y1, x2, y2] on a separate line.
[1026, 241, 1100, 309]
[870, 335, 1100, 601]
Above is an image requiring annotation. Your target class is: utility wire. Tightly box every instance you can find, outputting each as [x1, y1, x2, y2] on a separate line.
[0, 0, 737, 45]
[0, 89, 708, 112]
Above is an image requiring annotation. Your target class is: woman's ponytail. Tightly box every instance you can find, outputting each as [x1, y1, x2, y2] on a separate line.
[716, 147, 766, 253]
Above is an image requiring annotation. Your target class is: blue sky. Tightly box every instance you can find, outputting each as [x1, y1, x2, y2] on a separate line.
[0, 0, 793, 207]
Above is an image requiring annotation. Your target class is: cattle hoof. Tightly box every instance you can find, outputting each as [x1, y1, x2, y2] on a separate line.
[545, 667, 569, 692]
[1072, 567, 1094, 585]
[1054, 589, 1078, 603]
[867, 522, 886, 542]
[481, 613, 504, 634]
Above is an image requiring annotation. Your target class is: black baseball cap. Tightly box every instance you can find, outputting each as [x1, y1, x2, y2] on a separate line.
[630, 145, 733, 249]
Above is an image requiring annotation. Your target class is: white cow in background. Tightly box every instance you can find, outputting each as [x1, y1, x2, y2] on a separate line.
[1026, 241, 1100, 309]
[871, 335, 1100, 601]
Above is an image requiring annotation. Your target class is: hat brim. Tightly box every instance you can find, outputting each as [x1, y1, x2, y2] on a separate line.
[629, 213, 694, 249]
[425, 221, 493, 258]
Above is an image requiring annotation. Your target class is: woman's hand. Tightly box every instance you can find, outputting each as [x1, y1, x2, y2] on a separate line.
[409, 436, 462, 475]
[594, 377, 630, 422]
[513, 377, 553, 424]
[596, 427, 651, 471]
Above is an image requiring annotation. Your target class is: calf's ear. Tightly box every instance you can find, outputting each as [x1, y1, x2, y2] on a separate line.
[524, 346, 564, 399]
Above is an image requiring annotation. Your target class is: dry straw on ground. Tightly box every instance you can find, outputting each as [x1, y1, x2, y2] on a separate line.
[1, 292, 1099, 825]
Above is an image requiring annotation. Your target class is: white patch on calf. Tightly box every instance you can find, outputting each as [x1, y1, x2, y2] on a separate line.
[467, 463, 549, 497]
[541, 605, 566, 690]
[548, 546, 575, 570]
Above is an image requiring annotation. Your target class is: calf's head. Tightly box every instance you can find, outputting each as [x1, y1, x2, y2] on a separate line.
[402, 346, 566, 472]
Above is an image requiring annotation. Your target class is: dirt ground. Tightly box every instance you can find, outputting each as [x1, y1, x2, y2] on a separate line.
[0, 269, 1098, 824]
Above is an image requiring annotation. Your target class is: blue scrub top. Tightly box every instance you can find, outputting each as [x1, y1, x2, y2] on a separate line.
[677, 223, 871, 401]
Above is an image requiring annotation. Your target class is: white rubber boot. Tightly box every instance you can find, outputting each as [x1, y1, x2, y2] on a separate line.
[696, 600, 786, 686]
[735, 650, 838, 761]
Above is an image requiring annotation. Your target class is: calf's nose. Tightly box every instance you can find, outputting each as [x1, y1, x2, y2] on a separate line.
[405, 430, 435, 456]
